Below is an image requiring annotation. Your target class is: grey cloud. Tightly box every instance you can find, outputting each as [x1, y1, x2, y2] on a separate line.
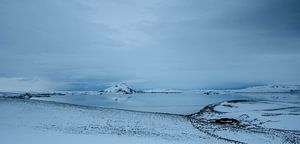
[0, 0, 300, 90]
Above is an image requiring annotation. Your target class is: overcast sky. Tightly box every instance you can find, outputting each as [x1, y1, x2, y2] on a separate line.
[1, 0, 300, 91]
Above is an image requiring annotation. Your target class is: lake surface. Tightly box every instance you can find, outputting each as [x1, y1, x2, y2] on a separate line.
[32, 93, 257, 115]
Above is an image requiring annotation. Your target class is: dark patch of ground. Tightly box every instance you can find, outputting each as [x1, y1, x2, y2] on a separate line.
[188, 99, 300, 143]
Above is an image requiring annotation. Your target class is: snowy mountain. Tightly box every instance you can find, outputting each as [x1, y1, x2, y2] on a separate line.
[101, 83, 140, 94]
[233, 84, 300, 93]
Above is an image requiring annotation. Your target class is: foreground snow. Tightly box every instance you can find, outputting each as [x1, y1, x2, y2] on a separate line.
[0, 98, 223, 144]
[1, 92, 299, 143]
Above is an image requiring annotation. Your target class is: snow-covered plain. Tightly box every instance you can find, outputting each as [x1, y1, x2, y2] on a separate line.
[1, 86, 300, 143]
[0, 98, 224, 144]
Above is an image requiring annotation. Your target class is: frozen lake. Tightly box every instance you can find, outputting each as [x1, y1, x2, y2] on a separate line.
[32, 93, 300, 115]
[33, 93, 257, 115]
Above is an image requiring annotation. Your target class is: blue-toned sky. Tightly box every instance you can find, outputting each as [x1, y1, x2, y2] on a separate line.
[0, 0, 300, 91]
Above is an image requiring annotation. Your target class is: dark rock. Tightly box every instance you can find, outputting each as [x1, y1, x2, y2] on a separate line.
[211, 118, 241, 126]
[227, 100, 254, 103]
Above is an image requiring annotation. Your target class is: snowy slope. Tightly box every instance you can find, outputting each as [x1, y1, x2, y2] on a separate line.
[1, 94, 298, 143]
[0, 98, 224, 144]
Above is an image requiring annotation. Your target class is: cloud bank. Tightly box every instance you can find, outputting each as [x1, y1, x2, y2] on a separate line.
[0, 0, 300, 90]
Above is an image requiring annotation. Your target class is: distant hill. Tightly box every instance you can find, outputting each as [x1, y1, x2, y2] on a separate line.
[143, 89, 183, 94]
[100, 83, 142, 94]
[233, 84, 300, 93]
[197, 84, 300, 95]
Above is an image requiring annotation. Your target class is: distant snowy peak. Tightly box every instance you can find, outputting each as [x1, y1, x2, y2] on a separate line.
[102, 83, 139, 94]
[144, 89, 183, 93]
[235, 84, 300, 93]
